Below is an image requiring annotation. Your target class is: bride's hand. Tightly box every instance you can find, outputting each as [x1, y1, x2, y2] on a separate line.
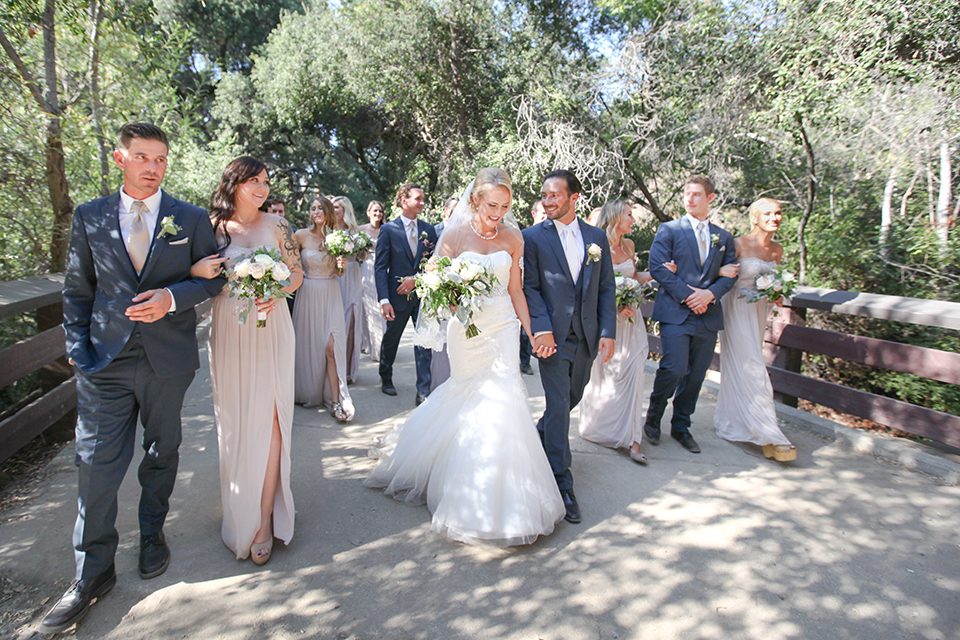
[619, 306, 636, 320]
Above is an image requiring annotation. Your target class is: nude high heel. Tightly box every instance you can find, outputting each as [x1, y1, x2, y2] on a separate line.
[763, 444, 797, 462]
[251, 537, 273, 565]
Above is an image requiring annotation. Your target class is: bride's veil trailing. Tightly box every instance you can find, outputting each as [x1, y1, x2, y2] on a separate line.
[413, 172, 519, 350]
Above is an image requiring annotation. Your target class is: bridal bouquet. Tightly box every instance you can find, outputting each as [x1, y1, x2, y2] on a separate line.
[742, 264, 797, 303]
[615, 275, 656, 323]
[324, 229, 357, 257]
[415, 255, 498, 338]
[228, 247, 292, 327]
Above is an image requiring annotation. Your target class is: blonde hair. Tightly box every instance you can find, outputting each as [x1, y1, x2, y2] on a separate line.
[746, 197, 781, 229]
[596, 199, 631, 247]
[469, 167, 512, 210]
[332, 196, 358, 232]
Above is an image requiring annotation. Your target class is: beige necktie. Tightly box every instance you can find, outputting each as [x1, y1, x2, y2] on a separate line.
[697, 222, 708, 265]
[407, 221, 418, 255]
[129, 200, 150, 274]
[561, 225, 581, 283]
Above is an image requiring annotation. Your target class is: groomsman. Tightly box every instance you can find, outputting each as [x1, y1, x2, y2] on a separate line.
[523, 171, 617, 523]
[39, 123, 225, 634]
[375, 183, 438, 405]
[644, 175, 737, 454]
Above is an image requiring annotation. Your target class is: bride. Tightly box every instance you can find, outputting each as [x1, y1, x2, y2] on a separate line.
[364, 167, 565, 547]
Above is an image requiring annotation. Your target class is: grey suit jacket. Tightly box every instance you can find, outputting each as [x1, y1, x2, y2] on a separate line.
[62, 191, 225, 377]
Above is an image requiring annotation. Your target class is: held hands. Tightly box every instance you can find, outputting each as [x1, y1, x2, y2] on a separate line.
[396, 276, 415, 296]
[682, 287, 715, 315]
[190, 254, 228, 280]
[125, 289, 173, 323]
[532, 333, 557, 359]
[598, 337, 615, 363]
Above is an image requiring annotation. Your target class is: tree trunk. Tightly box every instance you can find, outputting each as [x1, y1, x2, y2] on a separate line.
[43, 0, 74, 272]
[795, 114, 816, 284]
[880, 165, 898, 260]
[87, 0, 111, 197]
[937, 139, 952, 261]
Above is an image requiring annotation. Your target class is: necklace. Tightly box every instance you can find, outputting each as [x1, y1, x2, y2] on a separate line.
[469, 220, 498, 240]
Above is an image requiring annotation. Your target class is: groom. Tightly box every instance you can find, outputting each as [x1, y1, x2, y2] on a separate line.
[40, 122, 225, 634]
[523, 170, 617, 524]
[644, 175, 737, 454]
[375, 183, 437, 405]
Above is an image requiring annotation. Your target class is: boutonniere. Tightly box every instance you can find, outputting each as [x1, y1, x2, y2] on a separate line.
[157, 216, 182, 239]
[586, 243, 602, 264]
[418, 230, 435, 265]
[710, 233, 721, 247]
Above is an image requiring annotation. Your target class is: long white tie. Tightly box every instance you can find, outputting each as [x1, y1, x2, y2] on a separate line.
[562, 225, 581, 283]
[128, 200, 150, 274]
[697, 222, 708, 265]
[407, 221, 418, 255]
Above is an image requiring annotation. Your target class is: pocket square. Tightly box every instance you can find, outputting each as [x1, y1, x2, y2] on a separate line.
[168, 237, 189, 246]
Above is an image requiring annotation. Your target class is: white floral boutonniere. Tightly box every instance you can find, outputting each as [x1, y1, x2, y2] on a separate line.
[157, 216, 182, 239]
[710, 233, 721, 247]
[586, 243, 602, 264]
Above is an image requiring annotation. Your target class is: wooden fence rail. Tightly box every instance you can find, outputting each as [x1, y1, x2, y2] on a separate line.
[641, 285, 960, 449]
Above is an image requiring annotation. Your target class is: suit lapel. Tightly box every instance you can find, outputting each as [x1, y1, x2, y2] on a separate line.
[138, 192, 174, 283]
[102, 193, 140, 282]
[543, 219, 574, 283]
[577, 219, 593, 291]
[679, 216, 703, 272]
[396, 218, 415, 264]
[701, 223, 722, 275]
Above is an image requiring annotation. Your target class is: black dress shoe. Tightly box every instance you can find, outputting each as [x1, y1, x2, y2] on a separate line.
[381, 380, 397, 396]
[519, 362, 534, 376]
[139, 531, 170, 579]
[560, 490, 581, 524]
[644, 421, 661, 445]
[671, 431, 701, 454]
[38, 565, 116, 634]
[415, 394, 428, 406]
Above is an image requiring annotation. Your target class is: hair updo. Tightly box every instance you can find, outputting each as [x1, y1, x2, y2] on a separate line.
[469, 167, 512, 210]
[746, 197, 781, 228]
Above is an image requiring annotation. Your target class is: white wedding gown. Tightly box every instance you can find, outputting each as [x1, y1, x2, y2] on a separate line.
[714, 257, 792, 446]
[364, 250, 565, 547]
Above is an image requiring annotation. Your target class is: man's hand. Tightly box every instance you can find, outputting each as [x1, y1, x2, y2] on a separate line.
[598, 337, 615, 363]
[125, 289, 173, 323]
[396, 276, 415, 296]
[381, 302, 395, 321]
[533, 333, 557, 359]
[683, 287, 715, 315]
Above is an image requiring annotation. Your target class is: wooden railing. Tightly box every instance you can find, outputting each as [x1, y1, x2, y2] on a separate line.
[0, 274, 213, 465]
[643, 287, 960, 449]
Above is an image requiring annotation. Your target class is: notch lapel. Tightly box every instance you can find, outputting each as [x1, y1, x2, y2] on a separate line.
[577, 219, 594, 292]
[543, 219, 574, 283]
[137, 193, 174, 283]
[102, 193, 140, 282]
[397, 218, 415, 265]
[679, 216, 703, 272]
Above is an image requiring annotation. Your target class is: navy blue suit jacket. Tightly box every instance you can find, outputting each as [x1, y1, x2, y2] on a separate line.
[374, 216, 437, 313]
[648, 217, 737, 332]
[522, 218, 617, 354]
[62, 191, 225, 377]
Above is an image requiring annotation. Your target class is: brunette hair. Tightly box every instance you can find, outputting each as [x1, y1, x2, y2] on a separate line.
[394, 183, 423, 209]
[308, 196, 337, 236]
[543, 169, 582, 196]
[685, 174, 716, 195]
[209, 156, 268, 250]
[366, 200, 385, 227]
[117, 122, 168, 150]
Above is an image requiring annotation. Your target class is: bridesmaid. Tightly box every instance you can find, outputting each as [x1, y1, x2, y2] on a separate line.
[714, 198, 796, 461]
[332, 196, 364, 383]
[204, 157, 302, 565]
[293, 198, 355, 422]
[358, 201, 386, 362]
[578, 200, 653, 464]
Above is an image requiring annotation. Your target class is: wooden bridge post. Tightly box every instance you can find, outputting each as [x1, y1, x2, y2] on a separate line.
[768, 304, 806, 408]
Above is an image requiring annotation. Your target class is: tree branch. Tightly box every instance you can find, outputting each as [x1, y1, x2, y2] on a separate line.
[0, 25, 48, 110]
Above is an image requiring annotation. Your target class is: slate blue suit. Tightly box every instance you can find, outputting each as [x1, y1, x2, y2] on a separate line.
[523, 218, 617, 491]
[646, 216, 737, 435]
[62, 190, 224, 580]
[374, 215, 437, 397]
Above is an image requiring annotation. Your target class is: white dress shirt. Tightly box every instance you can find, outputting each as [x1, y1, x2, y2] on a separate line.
[119, 188, 177, 312]
[554, 217, 585, 283]
[684, 213, 710, 265]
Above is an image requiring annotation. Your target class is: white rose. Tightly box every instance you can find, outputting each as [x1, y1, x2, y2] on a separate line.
[756, 273, 776, 290]
[615, 275, 625, 287]
[627, 278, 640, 290]
[782, 271, 797, 282]
[773, 280, 783, 291]
[233, 259, 251, 279]
[421, 271, 443, 290]
[343, 240, 355, 253]
[588, 243, 602, 259]
[325, 233, 339, 246]
[247, 262, 266, 279]
[459, 261, 482, 281]
[272, 261, 291, 281]
[253, 253, 276, 269]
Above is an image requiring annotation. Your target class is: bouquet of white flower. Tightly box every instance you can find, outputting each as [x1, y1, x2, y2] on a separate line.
[228, 247, 292, 328]
[352, 230, 374, 256]
[324, 229, 356, 258]
[615, 275, 656, 323]
[742, 263, 797, 303]
[415, 255, 499, 338]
